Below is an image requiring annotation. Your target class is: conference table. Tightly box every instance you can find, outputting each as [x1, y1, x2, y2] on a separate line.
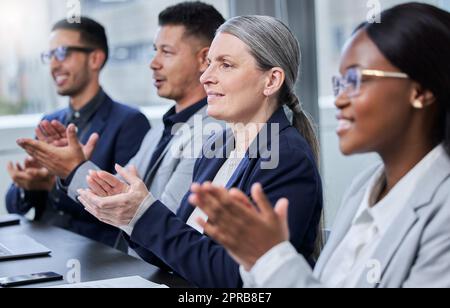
[0, 218, 191, 288]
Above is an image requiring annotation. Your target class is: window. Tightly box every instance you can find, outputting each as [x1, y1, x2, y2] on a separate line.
[316, 0, 449, 102]
[0, 0, 229, 116]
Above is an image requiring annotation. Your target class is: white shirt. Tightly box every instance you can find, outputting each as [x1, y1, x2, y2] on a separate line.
[187, 150, 244, 233]
[241, 144, 445, 288]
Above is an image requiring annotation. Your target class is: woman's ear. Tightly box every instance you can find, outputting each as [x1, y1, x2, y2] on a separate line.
[410, 83, 436, 109]
[197, 47, 210, 74]
[264, 67, 285, 97]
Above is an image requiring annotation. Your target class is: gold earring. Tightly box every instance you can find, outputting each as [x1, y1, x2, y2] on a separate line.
[412, 100, 424, 109]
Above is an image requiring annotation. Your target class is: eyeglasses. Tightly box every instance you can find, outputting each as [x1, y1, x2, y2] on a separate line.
[41, 46, 95, 64]
[332, 67, 409, 98]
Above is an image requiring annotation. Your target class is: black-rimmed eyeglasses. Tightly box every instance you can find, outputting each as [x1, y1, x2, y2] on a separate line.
[41, 46, 95, 64]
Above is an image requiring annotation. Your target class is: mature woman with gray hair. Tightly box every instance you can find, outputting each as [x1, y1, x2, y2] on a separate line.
[76, 15, 323, 288]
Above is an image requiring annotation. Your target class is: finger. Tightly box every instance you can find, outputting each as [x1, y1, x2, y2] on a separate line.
[82, 194, 125, 226]
[38, 121, 50, 137]
[87, 172, 110, 196]
[79, 196, 102, 220]
[274, 198, 289, 224]
[16, 162, 24, 172]
[53, 139, 68, 147]
[83, 133, 99, 159]
[115, 164, 140, 185]
[251, 183, 274, 214]
[229, 188, 255, 210]
[27, 168, 48, 178]
[190, 183, 202, 194]
[51, 120, 67, 137]
[42, 120, 60, 139]
[24, 156, 39, 169]
[191, 189, 229, 224]
[19, 146, 48, 167]
[96, 171, 122, 189]
[200, 219, 230, 247]
[205, 185, 256, 223]
[66, 124, 80, 147]
[13, 171, 33, 182]
[203, 183, 229, 202]
[202, 184, 243, 216]
[24, 152, 49, 170]
[78, 189, 104, 208]
[128, 165, 140, 178]
[35, 127, 48, 142]
[87, 176, 108, 197]
[7, 162, 17, 177]
[78, 195, 111, 218]
[17, 138, 49, 156]
[78, 189, 124, 210]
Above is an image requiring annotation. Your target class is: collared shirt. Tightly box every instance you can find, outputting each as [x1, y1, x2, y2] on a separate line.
[120, 98, 207, 235]
[241, 144, 445, 288]
[59, 88, 106, 187]
[65, 87, 106, 140]
[143, 98, 207, 186]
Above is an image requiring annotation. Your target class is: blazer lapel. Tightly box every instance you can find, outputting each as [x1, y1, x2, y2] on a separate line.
[356, 208, 418, 288]
[357, 149, 450, 288]
[145, 106, 208, 183]
[225, 157, 250, 189]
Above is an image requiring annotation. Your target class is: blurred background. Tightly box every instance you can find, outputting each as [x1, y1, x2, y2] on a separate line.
[1, 0, 449, 227]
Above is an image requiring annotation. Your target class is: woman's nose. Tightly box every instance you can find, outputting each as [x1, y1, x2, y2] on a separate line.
[334, 93, 351, 110]
[200, 66, 216, 85]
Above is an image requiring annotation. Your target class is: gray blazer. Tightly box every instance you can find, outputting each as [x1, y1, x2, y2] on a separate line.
[252, 150, 450, 288]
[67, 106, 224, 213]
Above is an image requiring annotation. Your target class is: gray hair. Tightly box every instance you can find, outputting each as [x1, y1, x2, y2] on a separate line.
[217, 16, 319, 163]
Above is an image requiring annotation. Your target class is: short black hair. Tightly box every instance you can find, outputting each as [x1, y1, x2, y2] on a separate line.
[356, 2, 450, 156]
[159, 1, 225, 45]
[52, 17, 109, 68]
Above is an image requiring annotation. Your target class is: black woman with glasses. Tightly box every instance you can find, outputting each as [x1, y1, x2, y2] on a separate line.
[189, 2, 450, 288]
[6, 17, 150, 250]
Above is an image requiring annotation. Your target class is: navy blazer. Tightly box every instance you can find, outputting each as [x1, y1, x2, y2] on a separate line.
[128, 108, 323, 288]
[6, 94, 151, 247]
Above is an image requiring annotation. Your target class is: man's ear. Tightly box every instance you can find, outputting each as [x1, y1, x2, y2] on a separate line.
[89, 50, 106, 71]
[197, 47, 210, 74]
[410, 83, 436, 108]
[263, 67, 285, 97]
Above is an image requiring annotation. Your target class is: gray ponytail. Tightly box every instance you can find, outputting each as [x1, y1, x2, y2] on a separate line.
[285, 92, 320, 165]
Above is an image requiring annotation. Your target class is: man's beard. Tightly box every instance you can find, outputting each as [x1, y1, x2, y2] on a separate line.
[57, 73, 90, 97]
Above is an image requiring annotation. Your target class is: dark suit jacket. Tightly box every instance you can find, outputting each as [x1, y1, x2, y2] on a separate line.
[128, 108, 323, 288]
[6, 94, 151, 247]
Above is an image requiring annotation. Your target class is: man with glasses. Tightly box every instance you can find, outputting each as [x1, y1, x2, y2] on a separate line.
[6, 17, 150, 250]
